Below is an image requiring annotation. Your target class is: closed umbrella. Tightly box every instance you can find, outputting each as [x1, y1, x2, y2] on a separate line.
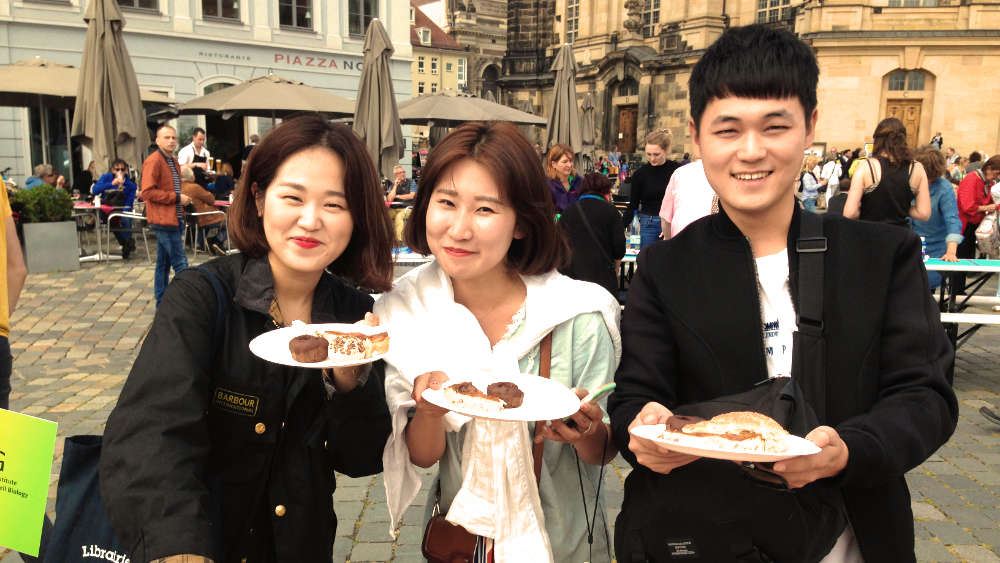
[353, 18, 404, 180]
[545, 44, 582, 155]
[484, 90, 497, 103]
[177, 73, 354, 119]
[580, 93, 596, 171]
[71, 0, 149, 172]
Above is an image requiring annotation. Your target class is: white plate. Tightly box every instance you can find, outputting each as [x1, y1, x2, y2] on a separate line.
[629, 424, 821, 462]
[422, 375, 582, 422]
[248, 323, 389, 369]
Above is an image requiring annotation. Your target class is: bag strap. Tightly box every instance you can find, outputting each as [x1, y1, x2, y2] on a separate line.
[795, 212, 825, 337]
[576, 203, 616, 265]
[532, 332, 553, 483]
[865, 158, 878, 188]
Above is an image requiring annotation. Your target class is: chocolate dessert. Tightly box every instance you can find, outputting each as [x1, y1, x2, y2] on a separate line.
[289, 334, 328, 363]
[486, 382, 524, 408]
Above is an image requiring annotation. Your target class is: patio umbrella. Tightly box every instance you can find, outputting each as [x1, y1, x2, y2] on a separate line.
[398, 91, 546, 126]
[580, 92, 597, 170]
[71, 0, 150, 172]
[353, 18, 404, 179]
[0, 58, 175, 107]
[177, 73, 354, 119]
[545, 44, 582, 155]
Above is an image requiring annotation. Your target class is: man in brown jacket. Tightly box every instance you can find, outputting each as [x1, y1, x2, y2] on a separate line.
[142, 124, 191, 306]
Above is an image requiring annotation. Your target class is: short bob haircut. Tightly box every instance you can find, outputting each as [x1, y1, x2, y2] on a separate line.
[405, 121, 569, 275]
[872, 117, 913, 164]
[545, 143, 575, 181]
[914, 145, 946, 180]
[689, 24, 818, 132]
[228, 114, 394, 292]
[579, 172, 613, 198]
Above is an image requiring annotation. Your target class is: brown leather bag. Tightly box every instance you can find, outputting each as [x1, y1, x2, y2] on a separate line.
[421, 332, 553, 563]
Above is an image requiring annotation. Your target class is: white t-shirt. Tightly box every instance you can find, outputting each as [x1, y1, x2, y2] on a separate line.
[177, 142, 210, 166]
[756, 249, 796, 379]
[754, 248, 864, 563]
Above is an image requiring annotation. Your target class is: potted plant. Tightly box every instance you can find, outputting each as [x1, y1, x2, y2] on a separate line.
[11, 184, 79, 273]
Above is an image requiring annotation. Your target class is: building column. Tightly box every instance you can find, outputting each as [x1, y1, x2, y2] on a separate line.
[253, 0, 272, 42]
[173, 0, 194, 34]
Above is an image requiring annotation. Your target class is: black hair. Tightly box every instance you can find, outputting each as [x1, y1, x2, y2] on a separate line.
[689, 24, 819, 131]
[192, 127, 206, 137]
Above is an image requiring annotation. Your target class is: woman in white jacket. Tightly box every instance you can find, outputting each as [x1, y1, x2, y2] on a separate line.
[375, 122, 621, 562]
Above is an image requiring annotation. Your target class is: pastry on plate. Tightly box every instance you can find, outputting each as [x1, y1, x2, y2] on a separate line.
[288, 334, 329, 363]
[659, 411, 790, 453]
[486, 381, 524, 408]
[443, 381, 506, 415]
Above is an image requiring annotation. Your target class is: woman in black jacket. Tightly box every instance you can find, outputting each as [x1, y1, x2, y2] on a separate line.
[559, 172, 626, 297]
[100, 115, 395, 563]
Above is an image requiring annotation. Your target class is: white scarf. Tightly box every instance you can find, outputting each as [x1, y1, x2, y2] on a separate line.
[375, 261, 621, 562]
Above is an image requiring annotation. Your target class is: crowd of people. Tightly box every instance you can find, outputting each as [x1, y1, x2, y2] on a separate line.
[52, 23, 961, 563]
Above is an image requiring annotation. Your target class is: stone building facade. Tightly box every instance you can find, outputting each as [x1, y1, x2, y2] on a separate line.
[413, 0, 507, 100]
[500, 0, 1000, 160]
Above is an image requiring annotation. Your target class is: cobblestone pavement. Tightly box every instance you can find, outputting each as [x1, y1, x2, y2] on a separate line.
[2, 258, 1000, 562]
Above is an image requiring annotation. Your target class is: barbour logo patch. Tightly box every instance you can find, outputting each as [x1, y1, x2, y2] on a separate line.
[213, 387, 260, 416]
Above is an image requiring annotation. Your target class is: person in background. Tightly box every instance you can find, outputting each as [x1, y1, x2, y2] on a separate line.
[241, 133, 259, 161]
[679, 152, 691, 166]
[658, 159, 716, 239]
[546, 143, 581, 213]
[386, 164, 418, 245]
[844, 117, 930, 227]
[211, 162, 235, 200]
[949, 157, 968, 186]
[954, 155, 1000, 293]
[967, 151, 983, 174]
[622, 129, 680, 248]
[910, 146, 963, 290]
[180, 167, 227, 256]
[818, 150, 841, 210]
[558, 171, 626, 297]
[945, 147, 959, 167]
[142, 124, 192, 306]
[931, 132, 943, 149]
[798, 154, 823, 212]
[608, 144, 621, 170]
[377, 121, 620, 562]
[92, 159, 138, 258]
[74, 160, 97, 199]
[177, 127, 212, 188]
[101, 115, 394, 563]
[24, 163, 64, 190]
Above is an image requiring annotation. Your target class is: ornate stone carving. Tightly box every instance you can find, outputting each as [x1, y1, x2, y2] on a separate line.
[623, 0, 644, 33]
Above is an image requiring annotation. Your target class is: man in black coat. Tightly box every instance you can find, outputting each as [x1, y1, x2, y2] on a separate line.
[608, 25, 957, 563]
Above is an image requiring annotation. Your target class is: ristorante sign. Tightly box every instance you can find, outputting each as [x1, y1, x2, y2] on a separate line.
[194, 50, 363, 73]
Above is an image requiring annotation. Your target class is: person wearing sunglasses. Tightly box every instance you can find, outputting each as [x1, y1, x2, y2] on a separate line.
[92, 159, 138, 258]
[609, 25, 957, 563]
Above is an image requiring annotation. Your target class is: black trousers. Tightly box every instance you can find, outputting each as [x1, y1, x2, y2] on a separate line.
[954, 221, 980, 294]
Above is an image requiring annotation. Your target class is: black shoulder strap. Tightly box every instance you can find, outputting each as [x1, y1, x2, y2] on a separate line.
[191, 266, 230, 350]
[795, 212, 825, 337]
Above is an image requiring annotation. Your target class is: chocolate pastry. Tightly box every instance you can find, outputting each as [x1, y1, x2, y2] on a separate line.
[486, 382, 524, 409]
[289, 334, 328, 363]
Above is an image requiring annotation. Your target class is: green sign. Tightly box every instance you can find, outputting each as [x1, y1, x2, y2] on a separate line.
[0, 408, 57, 557]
